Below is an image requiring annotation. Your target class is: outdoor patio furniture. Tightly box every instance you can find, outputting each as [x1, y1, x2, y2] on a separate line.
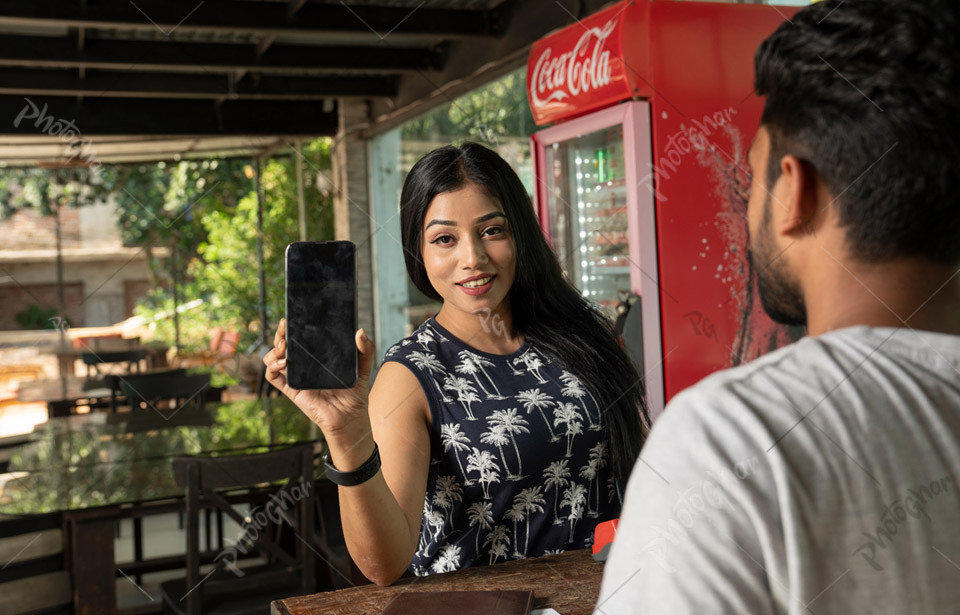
[16, 376, 114, 418]
[0, 512, 71, 615]
[1, 398, 325, 614]
[175, 329, 240, 372]
[82, 349, 147, 378]
[119, 372, 211, 415]
[43, 338, 145, 378]
[160, 444, 317, 615]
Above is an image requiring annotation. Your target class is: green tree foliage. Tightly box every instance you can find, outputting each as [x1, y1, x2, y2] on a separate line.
[134, 139, 334, 353]
[0, 139, 334, 355]
[0, 166, 116, 218]
[402, 69, 534, 144]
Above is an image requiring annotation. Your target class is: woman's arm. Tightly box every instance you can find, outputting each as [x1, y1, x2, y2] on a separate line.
[264, 320, 430, 586]
[332, 361, 430, 585]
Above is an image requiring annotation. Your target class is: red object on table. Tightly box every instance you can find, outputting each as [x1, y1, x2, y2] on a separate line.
[592, 518, 618, 561]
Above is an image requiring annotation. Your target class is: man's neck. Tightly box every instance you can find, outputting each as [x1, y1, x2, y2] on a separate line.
[805, 259, 960, 337]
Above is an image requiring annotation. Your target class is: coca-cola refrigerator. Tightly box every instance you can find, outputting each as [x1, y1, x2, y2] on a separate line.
[527, 0, 801, 418]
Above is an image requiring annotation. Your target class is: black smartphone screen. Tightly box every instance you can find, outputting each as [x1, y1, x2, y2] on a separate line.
[285, 241, 358, 389]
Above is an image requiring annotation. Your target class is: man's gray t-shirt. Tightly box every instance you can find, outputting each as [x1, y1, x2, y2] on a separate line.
[597, 326, 960, 614]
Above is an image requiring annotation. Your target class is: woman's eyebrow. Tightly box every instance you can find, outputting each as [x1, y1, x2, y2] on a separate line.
[425, 211, 505, 230]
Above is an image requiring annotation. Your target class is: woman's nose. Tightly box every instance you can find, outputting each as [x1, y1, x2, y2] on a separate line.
[461, 234, 488, 268]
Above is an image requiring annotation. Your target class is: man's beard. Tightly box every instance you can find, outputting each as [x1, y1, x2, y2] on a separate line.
[750, 196, 807, 327]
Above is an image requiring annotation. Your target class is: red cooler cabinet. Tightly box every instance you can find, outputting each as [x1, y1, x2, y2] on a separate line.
[527, 0, 803, 419]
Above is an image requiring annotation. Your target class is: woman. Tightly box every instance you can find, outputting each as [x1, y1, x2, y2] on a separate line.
[264, 143, 647, 585]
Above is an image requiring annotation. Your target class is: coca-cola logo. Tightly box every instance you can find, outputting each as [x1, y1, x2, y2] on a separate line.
[530, 18, 618, 109]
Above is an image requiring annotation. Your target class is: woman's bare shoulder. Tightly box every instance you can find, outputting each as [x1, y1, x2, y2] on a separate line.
[369, 360, 431, 427]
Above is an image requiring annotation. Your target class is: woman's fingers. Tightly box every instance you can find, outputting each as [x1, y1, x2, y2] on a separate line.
[263, 348, 285, 374]
[355, 328, 375, 386]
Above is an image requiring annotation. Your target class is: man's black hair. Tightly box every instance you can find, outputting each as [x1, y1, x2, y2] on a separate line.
[755, 0, 960, 264]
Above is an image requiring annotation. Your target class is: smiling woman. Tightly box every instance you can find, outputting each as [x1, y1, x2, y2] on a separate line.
[264, 143, 647, 585]
[420, 184, 517, 350]
[388, 143, 648, 574]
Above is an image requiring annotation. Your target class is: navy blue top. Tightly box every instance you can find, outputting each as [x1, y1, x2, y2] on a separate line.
[382, 316, 620, 575]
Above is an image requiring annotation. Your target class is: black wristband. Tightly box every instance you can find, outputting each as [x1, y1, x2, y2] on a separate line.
[323, 442, 381, 486]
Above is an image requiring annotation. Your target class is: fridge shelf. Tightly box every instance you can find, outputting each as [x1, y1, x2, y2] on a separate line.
[592, 233, 629, 246]
[586, 265, 632, 274]
[581, 184, 627, 200]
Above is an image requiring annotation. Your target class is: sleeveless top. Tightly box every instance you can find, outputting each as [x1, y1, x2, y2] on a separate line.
[382, 316, 620, 576]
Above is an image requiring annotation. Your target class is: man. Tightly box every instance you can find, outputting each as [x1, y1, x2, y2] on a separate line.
[596, 1, 960, 613]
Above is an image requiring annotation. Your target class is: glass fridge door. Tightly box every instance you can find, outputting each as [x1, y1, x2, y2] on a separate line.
[544, 124, 630, 317]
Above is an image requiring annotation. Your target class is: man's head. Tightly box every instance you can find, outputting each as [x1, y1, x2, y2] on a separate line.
[747, 0, 960, 327]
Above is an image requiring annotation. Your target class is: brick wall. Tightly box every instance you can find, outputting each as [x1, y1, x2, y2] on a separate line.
[124, 279, 152, 318]
[0, 283, 85, 330]
[0, 207, 82, 251]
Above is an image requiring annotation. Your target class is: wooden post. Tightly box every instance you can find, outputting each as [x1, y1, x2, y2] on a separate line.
[295, 139, 307, 242]
[254, 157, 271, 423]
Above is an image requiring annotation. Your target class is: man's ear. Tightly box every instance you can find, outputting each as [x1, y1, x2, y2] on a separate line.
[774, 154, 818, 238]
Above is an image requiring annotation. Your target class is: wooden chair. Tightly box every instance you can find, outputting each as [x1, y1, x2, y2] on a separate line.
[159, 444, 317, 615]
[119, 372, 211, 415]
[0, 513, 71, 615]
[81, 349, 147, 379]
[175, 328, 238, 370]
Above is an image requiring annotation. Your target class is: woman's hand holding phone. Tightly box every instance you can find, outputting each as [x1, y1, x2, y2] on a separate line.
[263, 318, 376, 442]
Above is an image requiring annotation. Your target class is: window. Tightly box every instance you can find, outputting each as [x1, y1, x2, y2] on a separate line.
[369, 67, 536, 349]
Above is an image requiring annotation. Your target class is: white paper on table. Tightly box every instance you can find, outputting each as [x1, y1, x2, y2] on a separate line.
[531, 609, 563, 615]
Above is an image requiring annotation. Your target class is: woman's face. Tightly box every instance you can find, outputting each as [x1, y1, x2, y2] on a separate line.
[421, 182, 516, 317]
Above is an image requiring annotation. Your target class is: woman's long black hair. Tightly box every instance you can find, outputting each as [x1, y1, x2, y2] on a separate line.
[399, 142, 648, 490]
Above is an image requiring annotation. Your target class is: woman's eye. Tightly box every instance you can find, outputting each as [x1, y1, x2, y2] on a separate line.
[483, 226, 504, 237]
[431, 235, 454, 245]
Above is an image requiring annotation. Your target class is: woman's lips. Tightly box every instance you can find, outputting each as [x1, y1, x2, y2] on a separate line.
[457, 275, 496, 296]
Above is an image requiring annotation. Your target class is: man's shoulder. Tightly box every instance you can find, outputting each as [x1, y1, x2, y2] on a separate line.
[666, 336, 814, 417]
[647, 332, 852, 458]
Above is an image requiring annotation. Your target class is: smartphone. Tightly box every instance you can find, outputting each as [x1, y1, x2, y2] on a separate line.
[284, 240, 358, 389]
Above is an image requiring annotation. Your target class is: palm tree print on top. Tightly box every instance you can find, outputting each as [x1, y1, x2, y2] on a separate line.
[408, 350, 454, 403]
[543, 460, 572, 525]
[440, 423, 473, 485]
[560, 370, 603, 431]
[517, 388, 560, 442]
[456, 350, 505, 399]
[483, 408, 530, 480]
[443, 375, 481, 420]
[382, 316, 619, 576]
[580, 441, 609, 518]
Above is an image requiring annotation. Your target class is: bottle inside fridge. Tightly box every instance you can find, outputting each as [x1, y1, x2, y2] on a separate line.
[545, 125, 630, 319]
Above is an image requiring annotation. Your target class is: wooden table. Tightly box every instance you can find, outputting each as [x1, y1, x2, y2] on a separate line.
[39, 338, 168, 378]
[16, 376, 113, 417]
[271, 549, 603, 615]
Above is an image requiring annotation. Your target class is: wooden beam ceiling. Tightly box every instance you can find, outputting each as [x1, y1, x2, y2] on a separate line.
[0, 1, 505, 39]
[0, 95, 338, 135]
